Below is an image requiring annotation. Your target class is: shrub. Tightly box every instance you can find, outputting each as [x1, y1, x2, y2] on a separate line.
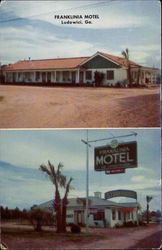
[70, 223, 81, 233]
[139, 220, 147, 226]
[29, 209, 54, 231]
[123, 221, 137, 227]
[115, 223, 121, 228]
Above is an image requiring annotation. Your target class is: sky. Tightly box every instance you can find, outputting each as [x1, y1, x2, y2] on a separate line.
[0, 0, 161, 67]
[0, 129, 161, 212]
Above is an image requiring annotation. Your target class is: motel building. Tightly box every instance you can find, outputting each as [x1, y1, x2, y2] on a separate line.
[1, 51, 159, 86]
[36, 191, 140, 228]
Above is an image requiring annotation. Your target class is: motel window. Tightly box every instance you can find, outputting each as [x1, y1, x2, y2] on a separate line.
[63, 71, 70, 81]
[118, 211, 121, 220]
[36, 72, 40, 81]
[93, 211, 104, 221]
[112, 209, 116, 220]
[66, 214, 73, 218]
[86, 71, 92, 80]
[107, 70, 114, 80]
[25, 72, 31, 81]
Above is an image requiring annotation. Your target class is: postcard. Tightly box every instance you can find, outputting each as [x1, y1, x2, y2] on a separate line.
[0, 1, 161, 250]
[0, 0, 160, 128]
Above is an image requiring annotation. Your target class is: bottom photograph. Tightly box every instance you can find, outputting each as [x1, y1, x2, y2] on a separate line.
[0, 129, 161, 249]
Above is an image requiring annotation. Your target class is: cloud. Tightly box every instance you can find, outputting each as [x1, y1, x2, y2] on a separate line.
[131, 175, 145, 182]
[0, 25, 95, 63]
[119, 44, 161, 66]
[1, 1, 149, 30]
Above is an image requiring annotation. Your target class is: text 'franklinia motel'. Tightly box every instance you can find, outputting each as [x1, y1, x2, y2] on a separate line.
[54, 14, 100, 24]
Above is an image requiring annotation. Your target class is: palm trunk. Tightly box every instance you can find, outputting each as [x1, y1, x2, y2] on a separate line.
[147, 203, 149, 224]
[62, 201, 67, 232]
[61, 177, 73, 232]
[55, 188, 62, 233]
[128, 65, 132, 87]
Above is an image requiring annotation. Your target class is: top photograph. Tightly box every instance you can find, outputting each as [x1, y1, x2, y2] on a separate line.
[0, 0, 160, 128]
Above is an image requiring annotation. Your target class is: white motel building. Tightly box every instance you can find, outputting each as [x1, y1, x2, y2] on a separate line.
[36, 192, 140, 228]
[1, 51, 159, 86]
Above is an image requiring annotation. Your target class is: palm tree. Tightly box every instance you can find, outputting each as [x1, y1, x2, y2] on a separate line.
[121, 48, 132, 87]
[40, 161, 73, 233]
[146, 195, 152, 224]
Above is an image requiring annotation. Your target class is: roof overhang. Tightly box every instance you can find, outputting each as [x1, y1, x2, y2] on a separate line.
[3, 67, 79, 72]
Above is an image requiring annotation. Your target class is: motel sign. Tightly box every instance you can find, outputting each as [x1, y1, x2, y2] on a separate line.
[94, 141, 137, 171]
[105, 190, 137, 200]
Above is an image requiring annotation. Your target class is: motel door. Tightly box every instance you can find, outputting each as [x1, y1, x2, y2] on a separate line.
[13, 72, 16, 82]
[79, 71, 84, 84]
[42, 72, 46, 83]
[47, 72, 51, 83]
[74, 211, 83, 224]
[72, 72, 76, 84]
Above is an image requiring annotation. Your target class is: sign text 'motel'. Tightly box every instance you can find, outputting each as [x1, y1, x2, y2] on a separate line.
[94, 141, 137, 171]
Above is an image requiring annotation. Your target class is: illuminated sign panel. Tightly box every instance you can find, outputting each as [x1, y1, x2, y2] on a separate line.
[105, 169, 125, 174]
[105, 190, 137, 200]
[94, 141, 137, 171]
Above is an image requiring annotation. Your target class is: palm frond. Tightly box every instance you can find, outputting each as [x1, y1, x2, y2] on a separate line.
[40, 164, 51, 176]
[40, 162, 55, 185]
[48, 161, 56, 179]
[66, 177, 73, 193]
[59, 175, 66, 188]
[57, 162, 64, 177]
[121, 50, 126, 57]
[122, 49, 129, 61]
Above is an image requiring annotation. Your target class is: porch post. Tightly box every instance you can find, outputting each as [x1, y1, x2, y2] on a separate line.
[143, 71, 146, 84]
[76, 69, 80, 84]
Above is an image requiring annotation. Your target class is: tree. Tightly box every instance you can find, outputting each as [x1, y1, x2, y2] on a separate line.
[121, 48, 132, 87]
[29, 208, 53, 231]
[146, 195, 153, 224]
[40, 161, 73, 233]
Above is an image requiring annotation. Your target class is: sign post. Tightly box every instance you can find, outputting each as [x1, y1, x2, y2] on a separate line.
[86, 130, 89, 233]
[81, 130, 90, 233]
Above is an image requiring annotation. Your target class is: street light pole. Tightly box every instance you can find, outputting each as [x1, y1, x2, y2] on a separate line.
[86, 129, 89, 233]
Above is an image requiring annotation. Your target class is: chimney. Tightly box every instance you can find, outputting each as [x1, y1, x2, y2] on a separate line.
[94, 192, 102, 199]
